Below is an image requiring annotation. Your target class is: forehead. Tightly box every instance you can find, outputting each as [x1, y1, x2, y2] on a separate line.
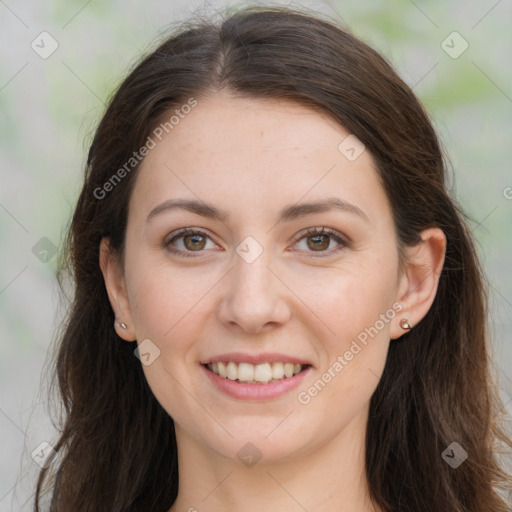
[128, 92, 391, 229]
[151, 92, 353, 164]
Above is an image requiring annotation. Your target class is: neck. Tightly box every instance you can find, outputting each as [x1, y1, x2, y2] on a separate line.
[168, 406, 382, 512]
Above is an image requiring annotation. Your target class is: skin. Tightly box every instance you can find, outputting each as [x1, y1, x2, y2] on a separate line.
[100, 90, 446, 512]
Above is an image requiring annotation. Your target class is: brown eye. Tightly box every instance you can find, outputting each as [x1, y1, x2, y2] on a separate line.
[183, 233, 207, 251]
[165, 228, 217, 257]
[307, 233, 330, 251]
[292, 227, 349, 257]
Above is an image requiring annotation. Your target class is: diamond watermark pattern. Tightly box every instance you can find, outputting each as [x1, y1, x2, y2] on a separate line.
[31, 31, 59, 59]
[236, 236, 263, 264]
[338, 134, 365, 161]
[32, 237, 58, 263]
[134, 338, 161, 366]
[237, 441, 262, 468]
[441, 32, 468, 59]
[31, 441, 56, 469]
[441, 441, 468, 468]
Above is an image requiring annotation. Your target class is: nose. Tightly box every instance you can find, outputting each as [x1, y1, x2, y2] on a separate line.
[216, 248, 291, 334]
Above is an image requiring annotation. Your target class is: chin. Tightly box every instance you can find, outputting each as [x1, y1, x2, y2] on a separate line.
[194, 414, 324, 464]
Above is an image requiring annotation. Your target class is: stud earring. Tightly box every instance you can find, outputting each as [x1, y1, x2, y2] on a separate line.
[400, 318, 411, 330]
[116, 321, 128, 330]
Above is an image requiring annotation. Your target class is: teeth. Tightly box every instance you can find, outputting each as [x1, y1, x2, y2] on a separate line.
[272, 362, 284, 379]
[254, 363, 272, 383]
[217, 361, 227, 378]
[207, 361, 306, 383]
[237, 362, 254, 381]
[226, 361, 237, 380]
[284, 363, 294, 378]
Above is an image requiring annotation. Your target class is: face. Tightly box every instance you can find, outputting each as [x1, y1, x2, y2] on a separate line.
[107, 91, 408, 462]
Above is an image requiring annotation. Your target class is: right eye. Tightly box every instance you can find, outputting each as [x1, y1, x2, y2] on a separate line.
[164, 228, 219, 257]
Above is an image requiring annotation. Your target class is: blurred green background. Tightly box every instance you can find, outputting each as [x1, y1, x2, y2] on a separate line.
[1, 0, 511, 509]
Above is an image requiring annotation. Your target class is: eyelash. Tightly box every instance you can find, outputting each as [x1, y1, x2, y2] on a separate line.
[164, 227, 350, 258]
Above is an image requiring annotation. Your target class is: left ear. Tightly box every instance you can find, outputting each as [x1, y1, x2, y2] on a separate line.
[390, 227, 446, 340]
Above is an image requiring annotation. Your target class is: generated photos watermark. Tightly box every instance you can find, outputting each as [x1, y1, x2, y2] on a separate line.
[93, 97, 198, 200]
[297, 301, 403, 405]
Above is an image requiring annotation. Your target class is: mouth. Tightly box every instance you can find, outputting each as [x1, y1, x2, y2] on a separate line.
[200, 352, 314, 400]
[204, 361, 312, 384]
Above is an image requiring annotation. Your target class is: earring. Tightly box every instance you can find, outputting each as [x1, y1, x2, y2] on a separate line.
[400, 318, 411, 330]
[116, 321, 128, 330]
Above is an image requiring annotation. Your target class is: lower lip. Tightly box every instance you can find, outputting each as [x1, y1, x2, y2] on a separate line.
[201, 364, 312, 401]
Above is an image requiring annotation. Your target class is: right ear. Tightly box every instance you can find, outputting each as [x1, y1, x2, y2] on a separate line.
[99, 237, 136, 342]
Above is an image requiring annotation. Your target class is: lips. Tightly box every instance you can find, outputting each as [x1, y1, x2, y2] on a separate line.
[200, 352, 313, 396]
[201, 362, 312, 401]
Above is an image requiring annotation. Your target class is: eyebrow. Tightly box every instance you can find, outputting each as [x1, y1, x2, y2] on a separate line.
[146, 197, 369, 224]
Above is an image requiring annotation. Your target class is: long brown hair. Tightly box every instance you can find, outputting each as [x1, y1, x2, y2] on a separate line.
[34, 5, 512, 511]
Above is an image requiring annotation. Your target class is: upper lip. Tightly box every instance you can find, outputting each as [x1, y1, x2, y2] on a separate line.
[201, 352, 313, 367]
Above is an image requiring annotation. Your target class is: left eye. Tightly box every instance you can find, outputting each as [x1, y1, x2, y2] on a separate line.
[164, 227, 348, 257]
[291, 227, 348, 255]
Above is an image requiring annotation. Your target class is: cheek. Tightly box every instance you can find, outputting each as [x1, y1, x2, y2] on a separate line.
[126, 266, 205, 416]
[126, 254, 206, 340]
[298, 275, 393, 424]
[300, 252, 397, 406]
[128, 273, 178, 339]
[307, 257, 397, 346]
[126, 261, 219, 385]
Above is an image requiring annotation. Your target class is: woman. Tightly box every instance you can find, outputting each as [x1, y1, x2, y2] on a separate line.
[34, 5, 512, 511]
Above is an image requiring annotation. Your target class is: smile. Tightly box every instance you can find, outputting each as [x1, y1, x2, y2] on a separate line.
[206, 361, 308, 384]
[201, 357, 313, 401]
